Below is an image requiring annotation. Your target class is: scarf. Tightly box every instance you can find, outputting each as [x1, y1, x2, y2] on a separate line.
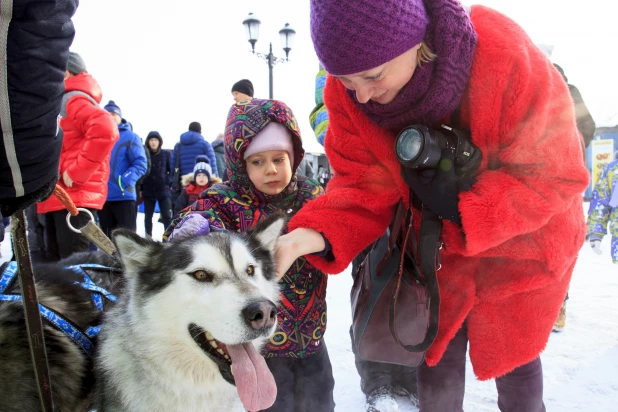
[350, 0, 477, 130]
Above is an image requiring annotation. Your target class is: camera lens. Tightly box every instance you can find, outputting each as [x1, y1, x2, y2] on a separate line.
[395, 125, 443, 169]
[396, 128, 423, 162]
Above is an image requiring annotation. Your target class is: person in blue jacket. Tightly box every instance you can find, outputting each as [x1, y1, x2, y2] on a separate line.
[170, 122, 218, 202]
[100, 100, 148, 237]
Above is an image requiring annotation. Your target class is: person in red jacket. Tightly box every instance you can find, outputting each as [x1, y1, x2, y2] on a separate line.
[37, 52, 118, 261]
[275, 1, 590, 411]
[172, 156, 222, 217]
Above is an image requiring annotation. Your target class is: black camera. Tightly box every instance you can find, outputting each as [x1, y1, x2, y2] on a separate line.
[395, 124, 482, 177]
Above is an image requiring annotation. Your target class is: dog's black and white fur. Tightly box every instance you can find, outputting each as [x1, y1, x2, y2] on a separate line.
[94, 215, 285, 412]
[0, 214, 285, 412]
[0, 252, 122, 412]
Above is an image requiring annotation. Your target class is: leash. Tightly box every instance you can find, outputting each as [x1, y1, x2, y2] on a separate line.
[0, 262, 120, 357]
[54, 186, 119, 262]
[12, 210, 54, 412]
[7, 185, 121, 411]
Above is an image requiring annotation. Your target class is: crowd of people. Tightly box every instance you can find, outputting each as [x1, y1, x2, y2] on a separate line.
[0, 1, 616, 412]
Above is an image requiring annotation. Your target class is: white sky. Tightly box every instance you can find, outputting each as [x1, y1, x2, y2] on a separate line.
[70, 0, 618, 151]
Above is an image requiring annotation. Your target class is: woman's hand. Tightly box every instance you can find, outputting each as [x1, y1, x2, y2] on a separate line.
[274, 228, 325, 280]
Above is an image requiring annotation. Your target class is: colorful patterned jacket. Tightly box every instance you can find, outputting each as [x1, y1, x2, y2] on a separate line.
[587, 159, 618, 264]
[165, 99, 327, 358]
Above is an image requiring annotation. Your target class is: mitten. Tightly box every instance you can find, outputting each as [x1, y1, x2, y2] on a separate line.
[168, 213, 211, 242]
[401, 148, 476, 224]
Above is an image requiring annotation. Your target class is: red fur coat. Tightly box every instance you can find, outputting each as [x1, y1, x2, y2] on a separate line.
[289, 5, 590, 380]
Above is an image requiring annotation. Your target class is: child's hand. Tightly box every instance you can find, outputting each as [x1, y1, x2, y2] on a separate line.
[590, 239, 602, 255]
[168, 214, 210, 241]
[274, 228, 325, 280]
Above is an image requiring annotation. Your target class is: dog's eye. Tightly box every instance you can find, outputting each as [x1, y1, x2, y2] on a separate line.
[246, 265, 255, 276]
[192, 270, 212, 282]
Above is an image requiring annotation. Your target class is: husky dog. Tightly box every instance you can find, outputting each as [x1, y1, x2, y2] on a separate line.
[0, 252, 122, 412]
[95, 214, 286, 412]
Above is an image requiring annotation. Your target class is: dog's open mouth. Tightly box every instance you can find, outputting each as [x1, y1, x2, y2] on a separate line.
[189, 323, 278, 411]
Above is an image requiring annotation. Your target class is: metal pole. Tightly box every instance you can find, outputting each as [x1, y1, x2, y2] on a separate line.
[268, 43, 274, 99]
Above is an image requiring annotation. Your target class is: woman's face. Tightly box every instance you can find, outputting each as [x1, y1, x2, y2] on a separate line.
[334, 44, 421, 105]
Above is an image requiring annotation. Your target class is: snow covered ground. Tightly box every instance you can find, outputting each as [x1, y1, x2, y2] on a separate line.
[2, 204, 616, 411]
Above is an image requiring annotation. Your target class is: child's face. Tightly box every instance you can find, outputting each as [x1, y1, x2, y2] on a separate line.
[195, 173, 209, 187]
[245, 150, 293, 195]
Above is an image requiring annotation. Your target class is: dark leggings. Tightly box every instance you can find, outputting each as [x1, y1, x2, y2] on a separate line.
[263, 343, 335, 412]
[417, 322, 545, 412]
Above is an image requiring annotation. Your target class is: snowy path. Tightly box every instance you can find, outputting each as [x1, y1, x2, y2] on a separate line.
[323, 229, 618, 412]
[2, 206, 616, 411]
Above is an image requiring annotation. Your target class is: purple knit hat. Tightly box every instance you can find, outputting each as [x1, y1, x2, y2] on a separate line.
[310, 0, 429, 76]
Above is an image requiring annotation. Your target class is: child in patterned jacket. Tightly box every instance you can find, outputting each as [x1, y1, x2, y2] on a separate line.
[587, 153, 618, 264]
[164, 99, 334, 412]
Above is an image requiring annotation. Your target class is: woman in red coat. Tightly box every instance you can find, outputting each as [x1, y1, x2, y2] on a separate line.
[275, 1, 590, 411]
[37, 53, 118, 261]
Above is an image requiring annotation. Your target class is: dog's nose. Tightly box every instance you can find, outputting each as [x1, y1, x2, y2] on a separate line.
[242, 301, 277, 330]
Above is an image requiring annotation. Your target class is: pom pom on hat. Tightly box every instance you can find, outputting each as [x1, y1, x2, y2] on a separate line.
[193, 155, 212, 181]
[104, 100, 122, 118]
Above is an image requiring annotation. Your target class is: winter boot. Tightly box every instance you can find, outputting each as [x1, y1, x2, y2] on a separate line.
[552, 301, 567, 332]
[391, 385, 419, 407]
[367, 386, 399, 412]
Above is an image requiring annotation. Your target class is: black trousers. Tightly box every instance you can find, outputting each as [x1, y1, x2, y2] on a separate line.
[351, 252, 418, 396]
[43, 208, 93, 261]
[417, 322, 545, 412]
[99, 200, 136, 238]
[143, 196, 172, 237]
[263, 343, 336, 412]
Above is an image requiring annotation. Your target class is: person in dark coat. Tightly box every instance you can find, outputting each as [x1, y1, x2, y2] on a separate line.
[554, 64, 596, 149]
[211, 133, 227, 180]
[100, 101, 148, 237]
[141, 131, 173, 237]
[0, 0, 78, 241]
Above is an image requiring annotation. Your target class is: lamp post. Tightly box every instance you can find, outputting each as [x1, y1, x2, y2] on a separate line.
[242, 13, 296, 99]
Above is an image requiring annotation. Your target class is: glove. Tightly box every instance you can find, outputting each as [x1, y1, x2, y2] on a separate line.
[168, 213, 211, 242]
[137, 191, 144, 206]
[401, 148, 477, 224]
[590, 239, 602, 255]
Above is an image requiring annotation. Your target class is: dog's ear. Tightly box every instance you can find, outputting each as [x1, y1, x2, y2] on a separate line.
[113, 229, 162, 272]
[248, 213, 287, 253]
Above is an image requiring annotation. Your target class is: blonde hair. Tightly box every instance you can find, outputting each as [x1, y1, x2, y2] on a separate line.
[417, 42, 437, 66]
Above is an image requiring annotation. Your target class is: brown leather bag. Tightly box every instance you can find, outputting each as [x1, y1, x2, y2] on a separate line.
[350, 201, 441, 367]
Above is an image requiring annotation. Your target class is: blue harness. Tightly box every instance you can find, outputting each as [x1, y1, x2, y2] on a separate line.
[0, 262, 118, 357]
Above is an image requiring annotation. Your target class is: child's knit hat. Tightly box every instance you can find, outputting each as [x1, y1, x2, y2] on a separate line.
[243, 122, 294, 166]
[193, 155, 212, 181]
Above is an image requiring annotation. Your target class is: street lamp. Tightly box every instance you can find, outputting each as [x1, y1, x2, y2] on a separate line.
[242, 13, 296, 99]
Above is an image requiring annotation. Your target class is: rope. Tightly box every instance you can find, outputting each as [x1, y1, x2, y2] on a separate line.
[53, 185, 78, 216]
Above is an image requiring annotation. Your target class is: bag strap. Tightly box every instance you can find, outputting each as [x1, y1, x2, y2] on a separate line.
[388, 207, 442, 352]
[174, 143, 181, 171]
[376, 201, 407, 275]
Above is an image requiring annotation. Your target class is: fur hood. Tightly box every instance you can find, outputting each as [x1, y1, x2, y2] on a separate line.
[181, 173, 222, 188]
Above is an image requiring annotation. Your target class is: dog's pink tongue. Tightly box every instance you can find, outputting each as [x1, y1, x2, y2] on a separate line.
[227, 342, 277, 411]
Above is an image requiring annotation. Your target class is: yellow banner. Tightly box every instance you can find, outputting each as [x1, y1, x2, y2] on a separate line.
[591, 139, 615, 189]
